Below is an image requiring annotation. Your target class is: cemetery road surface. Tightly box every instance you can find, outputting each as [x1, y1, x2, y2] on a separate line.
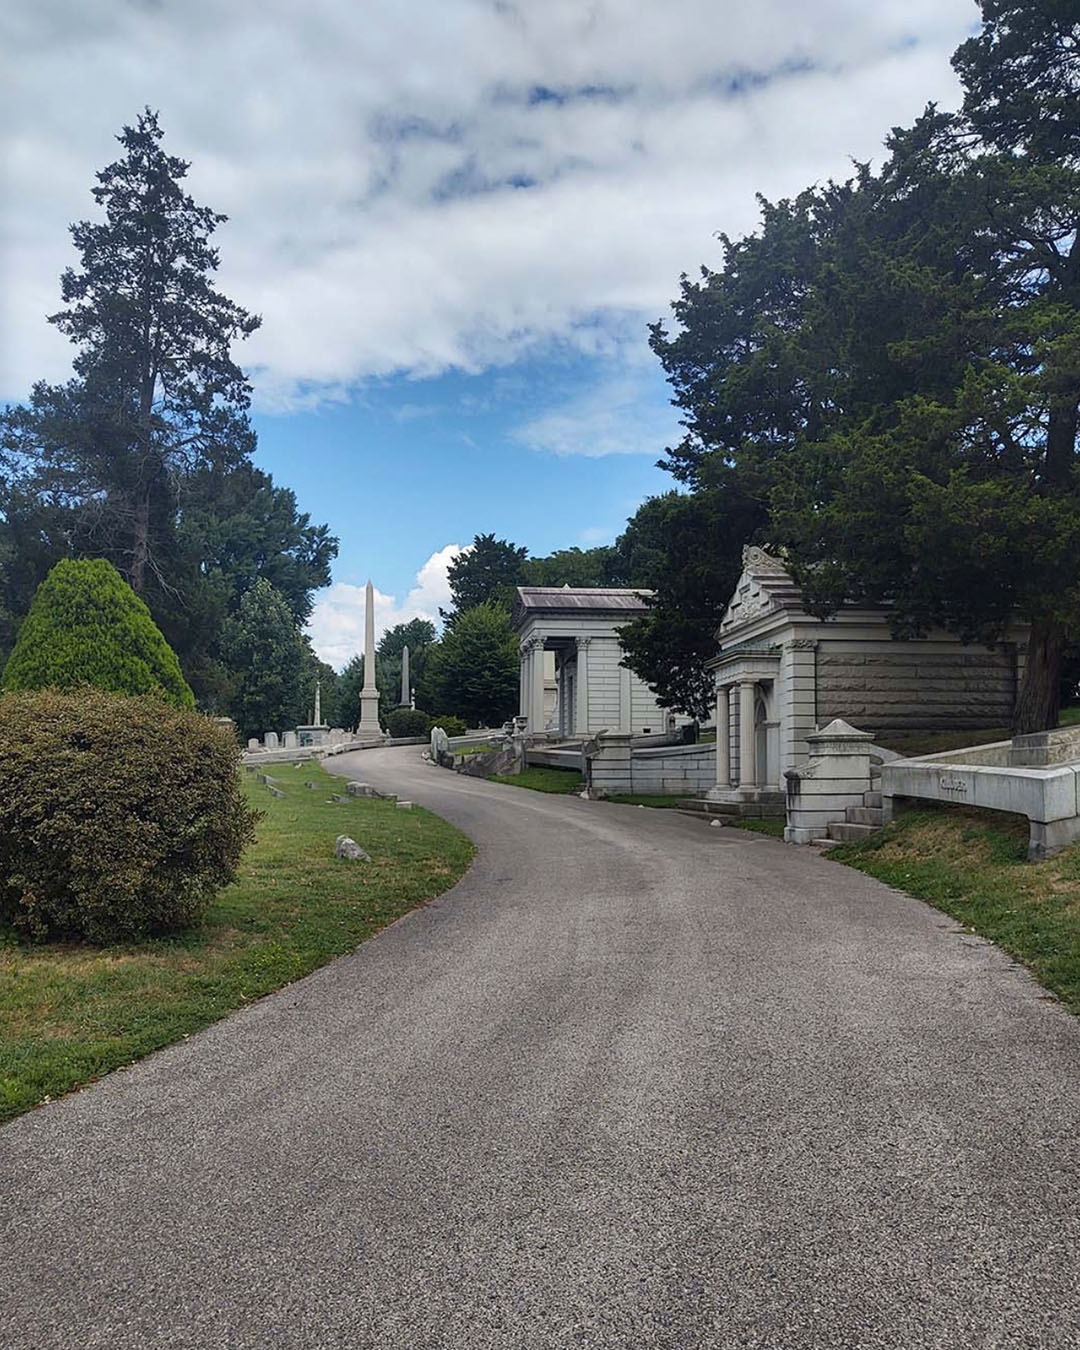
[4, 745, 1080, 1350]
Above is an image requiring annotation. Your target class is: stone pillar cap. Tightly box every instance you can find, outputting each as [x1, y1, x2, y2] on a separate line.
[806, 718, 874, 743]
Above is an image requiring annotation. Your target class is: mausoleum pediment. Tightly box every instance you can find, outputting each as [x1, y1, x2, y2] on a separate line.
[718, 547, 802, 640]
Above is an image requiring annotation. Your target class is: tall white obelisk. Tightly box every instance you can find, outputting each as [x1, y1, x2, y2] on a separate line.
[357, 578, 382, 738]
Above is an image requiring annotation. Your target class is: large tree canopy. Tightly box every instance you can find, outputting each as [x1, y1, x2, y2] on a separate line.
[0, 111, 337, 713]
[640, 0, 1080, 732]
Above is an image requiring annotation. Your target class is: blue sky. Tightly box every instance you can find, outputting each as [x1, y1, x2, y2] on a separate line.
[2, 0, 978, 666]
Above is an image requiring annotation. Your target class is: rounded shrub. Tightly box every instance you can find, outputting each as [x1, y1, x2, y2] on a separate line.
[386, 707, 432, 738]
[432, 714, 468, 737]
[0, 689, 259, 943]
[3, 558, 194, 708]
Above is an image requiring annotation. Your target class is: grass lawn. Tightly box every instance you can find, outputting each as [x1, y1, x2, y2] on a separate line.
[830, 804, 1080, 1015]
[490, 765, 583, 793]
[454, 742, 497, 757]
[875, 706, 1080, 759]
[0, 762, 474, 1123]
[726, 816, 786, 838]
[606, 793, 689, 808]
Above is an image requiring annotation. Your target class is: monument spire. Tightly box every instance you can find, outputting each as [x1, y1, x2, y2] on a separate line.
[357, 578, 382, 737]
[399, 644, 411, 707]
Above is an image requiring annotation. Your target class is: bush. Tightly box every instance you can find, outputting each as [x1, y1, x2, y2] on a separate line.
[0, 689, 259, 943]
[432, 714, 468, 737]
[386, 707, 432, 738]
[3, 558, 194, 708]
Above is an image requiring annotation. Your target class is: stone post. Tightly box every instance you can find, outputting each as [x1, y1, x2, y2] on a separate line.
[784, 719, 874, 844]
[738, 680, 757, 789]
[715, 685, 731, 790]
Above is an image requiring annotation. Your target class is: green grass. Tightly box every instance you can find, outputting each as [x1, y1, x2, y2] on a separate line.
[831, 804, 1080, 1014]
[0, 763, 474, 1123]
[454, 742, 497, 757]
[726, 816, 786, 838]
[875, 706, 1080, 759]
[490, 766, 584, 793]
[606, 793, 689, 808]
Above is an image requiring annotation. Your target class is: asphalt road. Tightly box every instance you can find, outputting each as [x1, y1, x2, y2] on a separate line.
[4, 746, 1080, 1349]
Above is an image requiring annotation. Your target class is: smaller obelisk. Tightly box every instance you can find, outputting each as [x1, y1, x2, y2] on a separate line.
[399, 644, 411, 706]
[357, 579, 382, 737]
[313, 678, 322, 727]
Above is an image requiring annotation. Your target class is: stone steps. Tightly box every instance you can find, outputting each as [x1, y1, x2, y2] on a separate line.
[846, 806, 885, 827]
[827, 821, 879, 842]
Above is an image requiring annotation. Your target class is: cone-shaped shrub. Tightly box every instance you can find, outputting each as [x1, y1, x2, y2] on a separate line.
[2, 558, 194, 708]
[0, 688, 259, 943]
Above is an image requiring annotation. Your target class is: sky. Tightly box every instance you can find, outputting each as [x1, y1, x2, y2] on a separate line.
[2, 0, 978, 668]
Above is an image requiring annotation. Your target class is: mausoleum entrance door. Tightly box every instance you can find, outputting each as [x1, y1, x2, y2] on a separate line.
[754, 692, 779, 789]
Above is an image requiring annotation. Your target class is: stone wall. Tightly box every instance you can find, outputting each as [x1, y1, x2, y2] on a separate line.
[587, 736, 713, 796]
[816, 645, 1018, 732]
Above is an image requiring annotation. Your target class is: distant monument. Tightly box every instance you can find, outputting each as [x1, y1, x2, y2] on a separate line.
[399, 644, 411, 707]
[313, 678, 323, 727]
[357, 579, 383, 740]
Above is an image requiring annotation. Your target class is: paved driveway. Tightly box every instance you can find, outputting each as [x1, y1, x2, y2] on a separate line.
[3, 746, 1080, 1348]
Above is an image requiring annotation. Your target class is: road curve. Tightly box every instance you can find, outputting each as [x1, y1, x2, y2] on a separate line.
[3, 745, 1080, 1349]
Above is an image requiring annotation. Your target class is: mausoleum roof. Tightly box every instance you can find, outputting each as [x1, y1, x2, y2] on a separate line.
[513, 586, 653, 628]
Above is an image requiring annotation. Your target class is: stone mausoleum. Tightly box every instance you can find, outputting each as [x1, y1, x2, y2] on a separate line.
[513, 587, 677, 736]
[709, 547, 1029, 802]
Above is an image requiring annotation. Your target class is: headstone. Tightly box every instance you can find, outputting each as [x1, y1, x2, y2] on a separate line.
[247, 737, 260, 751]
[346, 781, 376, 797]
[396, 800, 413, 810]
[264, 731, 279, 749]
[267, 785, 285, 798]
[283, 730, 298, 749]
[306, 781, 318, 789]
[331, 793, 348, 803]
[335, 835, 370, 861]
[430, 725, 450, 763]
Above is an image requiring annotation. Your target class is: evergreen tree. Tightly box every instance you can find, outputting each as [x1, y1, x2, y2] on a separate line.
[2, 558, 193, 708]
[442, 534, 529, 624]
[429, 603, 519, 728]
[220, 579, 308, 739]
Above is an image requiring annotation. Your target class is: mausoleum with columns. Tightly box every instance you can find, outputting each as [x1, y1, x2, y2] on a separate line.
[513, 587, 677, 736]
[708, 547, 1028, 802]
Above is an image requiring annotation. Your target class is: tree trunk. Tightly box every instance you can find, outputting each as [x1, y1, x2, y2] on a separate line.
[130, 492, 150, 594]
[1014, 617, 1064, 734]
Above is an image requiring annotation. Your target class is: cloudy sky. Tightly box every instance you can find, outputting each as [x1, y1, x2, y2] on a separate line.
[2, 0, 977, 666]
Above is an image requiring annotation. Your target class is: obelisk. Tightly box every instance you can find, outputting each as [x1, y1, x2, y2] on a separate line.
[399, 644, 410, 707]
[313, 678, 322, 727]
[357, 579, 382, 737]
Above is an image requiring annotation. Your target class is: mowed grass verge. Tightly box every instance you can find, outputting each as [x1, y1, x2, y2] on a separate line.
[830, 804, 1080, 1015]
[0, 763, 474, 1123]
[490, 765, 584, 793]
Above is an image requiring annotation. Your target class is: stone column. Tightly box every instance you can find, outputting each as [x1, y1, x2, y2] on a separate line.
[575, 637, 590, 735]
[399, 644, 410, 706]
[738, 679, 757, 789]
[618, 660, 632, 734]
[519, 645, 529, 718]
[715, 685, 731, 789]
[529, 640, 546, 731]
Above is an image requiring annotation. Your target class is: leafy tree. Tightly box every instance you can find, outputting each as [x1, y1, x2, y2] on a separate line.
[616, 484, 764, 718]
[443, 534, 529, 623]
[220, 578, 308, 739]
[428, 602, 519, 728]
[374, 618, 437, 717]
[521, 546, 622, 588]
[2, 558, 194, 708]
[2, 109, 260, 595]
[647, 3, 1080, 732]
[336, 653, 364, 733]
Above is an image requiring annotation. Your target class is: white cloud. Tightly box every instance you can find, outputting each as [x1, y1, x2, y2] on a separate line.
[306, 542, 464, 668]
[1, 0, 976, 406]
[513, 375, 681, 457]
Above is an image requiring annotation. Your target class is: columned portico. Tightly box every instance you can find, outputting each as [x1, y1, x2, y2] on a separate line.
[707, 647, 782, 801]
